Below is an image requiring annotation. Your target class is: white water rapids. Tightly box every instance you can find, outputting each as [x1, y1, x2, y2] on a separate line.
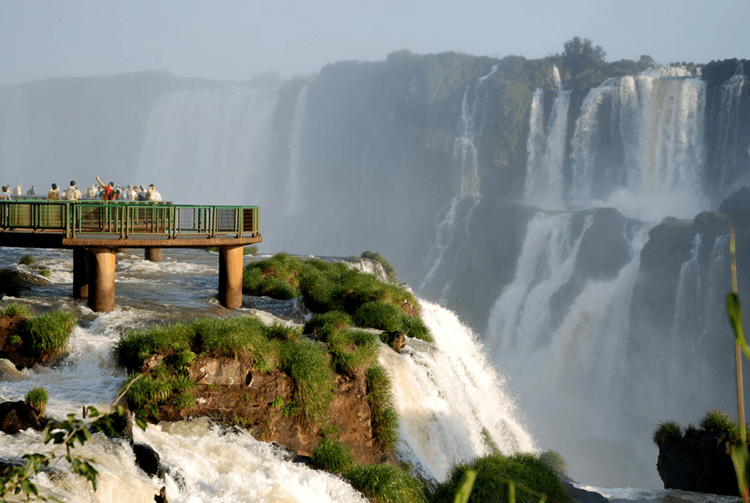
[0, 247, 534, 502]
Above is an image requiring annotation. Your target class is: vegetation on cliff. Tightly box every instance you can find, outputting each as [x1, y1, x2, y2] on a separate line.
[0, 303, 77, 367]
[243, 253, 431, 342]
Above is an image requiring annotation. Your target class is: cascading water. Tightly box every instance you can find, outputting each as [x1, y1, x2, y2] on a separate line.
[0, 247, 535, 501]
[420, 65, 498, 301]
[673, 232, 702, 338]
[715, 65, 749, 194]
[136, 87, 279, 206]
[379, 300, 534, 482]
[485, 210, 653, 487]
[524, 67, 571, 209]
[284, 85, 308, 216]
[569, 69, 707, 221]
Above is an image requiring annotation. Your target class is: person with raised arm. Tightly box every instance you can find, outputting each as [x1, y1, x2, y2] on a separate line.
[96, 176, 117, 201]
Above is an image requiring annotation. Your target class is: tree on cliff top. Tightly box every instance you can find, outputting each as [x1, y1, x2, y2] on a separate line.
[562, 36, 606, 77]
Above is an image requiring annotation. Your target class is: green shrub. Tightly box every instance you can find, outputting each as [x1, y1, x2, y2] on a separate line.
[243, 252, 305, 298]
[353, 301, 404, 332]
[432, 453, 573, 503]
[298, 268, 338, 312]
[311, 439, 357, 474]
[401, 315, 432, 342]
[172, 392, 196, 410]
[0, 270, 23, 297]
[304, 311, 352, 339]
[0, 302, 30, 317]
[345, 464, 426, 503]
[21, 310, 77, 355]
[361, 251, 397, 283]
[265, 322, 302, 343]
[123, 370, 195, 409]
[244, 245, 259, 256]
[539, 450, 568, 477]
[282, 339, 334, 425]
[652, 421, 683, 447]
[699, 408, 741, 441]
[19, 255, 35, 266]
[366, 365, 398, 451]
[115, 323, 195, 372]
[329, 329, 379, 375]
[40, 269, 51, 277]
[25, 387, 48, 415]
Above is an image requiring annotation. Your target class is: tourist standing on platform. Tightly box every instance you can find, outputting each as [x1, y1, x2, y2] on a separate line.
[26, 186, 36, 196]
[96, 176, 117, 200]
[47, 183, 60, 200]
[0, 186, 11, 200]
[147, 184, 162, 201]
[62, 180, 81, 200]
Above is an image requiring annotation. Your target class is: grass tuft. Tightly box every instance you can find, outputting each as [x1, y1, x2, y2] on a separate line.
[432, 452, 573, 503]
[25, 387, 48, 415]
[366, 365, 398, 451]
[539, 450, 568, 477]
[652, 421, 683, 447]
[19, 255, 35, 265]
[345, 464, 426, 503]
[0, 302, 30, 317]
[21, 310, 77, 356]
[311, 438, 357, 474]
[281, 339, 334, 425]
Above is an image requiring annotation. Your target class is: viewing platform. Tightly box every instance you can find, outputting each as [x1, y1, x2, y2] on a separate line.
[0, 200, 262, 312]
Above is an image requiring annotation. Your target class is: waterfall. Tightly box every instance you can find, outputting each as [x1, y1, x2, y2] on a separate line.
[284, 85, 308, 216]
[715, 65, 749, 193]
[485, 212, 652, 487]
[524, 66, 571, 209]
[420, 65, 498, 299]
[672, 232, 702, 337]
[379, 300, 535, 483]
[569, 70, 707, 220]
[136, 87, 279, 206]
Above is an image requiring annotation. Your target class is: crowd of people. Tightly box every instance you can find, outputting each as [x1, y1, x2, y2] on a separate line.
[1, 178, 163, 202]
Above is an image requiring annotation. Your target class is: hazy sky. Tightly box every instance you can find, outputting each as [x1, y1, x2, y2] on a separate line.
[1, 0, 748, 83]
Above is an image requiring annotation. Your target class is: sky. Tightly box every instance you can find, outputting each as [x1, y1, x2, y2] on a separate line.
[0, 0, 748, 84]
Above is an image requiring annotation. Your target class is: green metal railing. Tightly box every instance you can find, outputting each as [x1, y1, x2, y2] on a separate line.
[0, 200, 260, 239]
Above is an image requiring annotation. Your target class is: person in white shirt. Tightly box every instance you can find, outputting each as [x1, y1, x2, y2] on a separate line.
[0, 186, 12, 200]
[62, 180, 81, 200]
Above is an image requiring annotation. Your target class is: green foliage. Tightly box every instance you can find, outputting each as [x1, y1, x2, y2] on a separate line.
[0, 302, 29, 317]
[328, 329, 379, 375]
[652, 421, 683, 447]
[265, 322, 302, 343]
[271, 396, 285, 409]
[0, 270, 23, 297]
[539, 450, 568, 477]
[39, 270, 51, 278]
[361, 251, 397, 283]
[122, 369, 195, 409]
[25, 388, 48, 416]
[115, 323, 194, 371]
[281, 339, 334, 425]
[432, 452, 573, 503]
[243, 252, 305, 299]
[21, 310, 77, 355]
[700, 408, 739, 440]
[345, 464, 427, 503]
[353, 301, 404, 332]
[366, 365, 398, 451]
[304, 311, 353, 339]
[244, 245, 259, 256]
[311, 438, 357, 474]
[562, 36, 606, 78]
[172, 392, 196, 411]
[18, 255, 35, 266]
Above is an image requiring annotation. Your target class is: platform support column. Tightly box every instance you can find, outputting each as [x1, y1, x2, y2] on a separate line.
[73, 248, 89, 300]
[218, 245, 243, 309]
[145, 248, 163, 262]
[88, 248, 116, 312]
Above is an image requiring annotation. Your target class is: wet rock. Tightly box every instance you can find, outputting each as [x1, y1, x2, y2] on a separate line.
[0, 401, 50, 434]
[718, 186, 750, 215]
[656, 428, 737, 495]
[382, 331, 405, 352]
[132, 442, 164, 479]
[154, 486, 168, 503]
[0, 358, 25, 381]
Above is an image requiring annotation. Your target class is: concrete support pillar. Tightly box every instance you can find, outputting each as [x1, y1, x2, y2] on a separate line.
[73, 248, 89, 300]
[218, 245, 243, 309]
[88, 248, 116, 312]
[144, 248, 163, 262]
